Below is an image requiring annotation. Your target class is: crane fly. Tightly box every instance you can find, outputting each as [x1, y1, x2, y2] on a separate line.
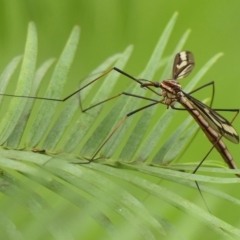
[0, 51, 238, 217]
[78, 51, 239, 179]
[0, 52, 238, 177]
[140, 51, 239, 177]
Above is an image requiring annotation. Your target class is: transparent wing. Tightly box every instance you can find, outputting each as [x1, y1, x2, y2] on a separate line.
[183, 92, 239, 144]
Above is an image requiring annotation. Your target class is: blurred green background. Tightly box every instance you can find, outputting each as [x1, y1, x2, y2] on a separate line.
[0, 0, 240, 239]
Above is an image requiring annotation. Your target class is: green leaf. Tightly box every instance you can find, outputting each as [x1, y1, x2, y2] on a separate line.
[0, 55, 22, 104]
[0, 22, 37, 144]
[43, 54, 121, 151]
[0, 16, 237, 240]
[119, 13, 183, 162]
[27, 26, 80, 147]
[64, 45, 133, 154]
[7, 58, 56, 148]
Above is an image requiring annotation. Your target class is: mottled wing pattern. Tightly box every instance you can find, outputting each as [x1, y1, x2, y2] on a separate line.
[183, 92, 239, 144]
[173, 51, 195, 80]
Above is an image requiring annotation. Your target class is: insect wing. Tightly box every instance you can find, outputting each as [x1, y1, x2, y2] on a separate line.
[184, 92, 239, 143]
[173, 51, 195, 80]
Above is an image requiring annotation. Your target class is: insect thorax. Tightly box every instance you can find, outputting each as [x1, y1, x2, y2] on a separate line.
[160, 79, 183, 107]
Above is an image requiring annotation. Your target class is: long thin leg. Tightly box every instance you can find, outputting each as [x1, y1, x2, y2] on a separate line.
[188, 81, 215, 108]
[173, 83, 238, 211]
[193, 109, 239, 174]
[113, 67, 163, 96]
[173, 107, 240, 112]
[170, 81, 215, 111]
[174, 106, 239, 175]
[83, 76, 237, 169]
[173, 81, 237, 164]
[0, 66, 162, 116]
[190, 109, 239, 213]
[0, 68, 116, 101]
[82, 92, 159, 112]
[76, 102, 159, 164]
[78, 67, 161, 112]
[80, 74, 237, 167]
[210, 108, 240, 112]
[0, 67, 139, 101]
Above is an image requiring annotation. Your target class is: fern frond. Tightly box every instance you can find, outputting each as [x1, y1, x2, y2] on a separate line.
[0, 14, 238, 240]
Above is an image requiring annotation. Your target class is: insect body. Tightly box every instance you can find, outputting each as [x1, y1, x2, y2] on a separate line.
[141, 51, 239, 176]
[1, 51, 238, 177]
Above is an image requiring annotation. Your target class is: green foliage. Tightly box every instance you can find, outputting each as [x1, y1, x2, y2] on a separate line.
[0, 15, 239, 240]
